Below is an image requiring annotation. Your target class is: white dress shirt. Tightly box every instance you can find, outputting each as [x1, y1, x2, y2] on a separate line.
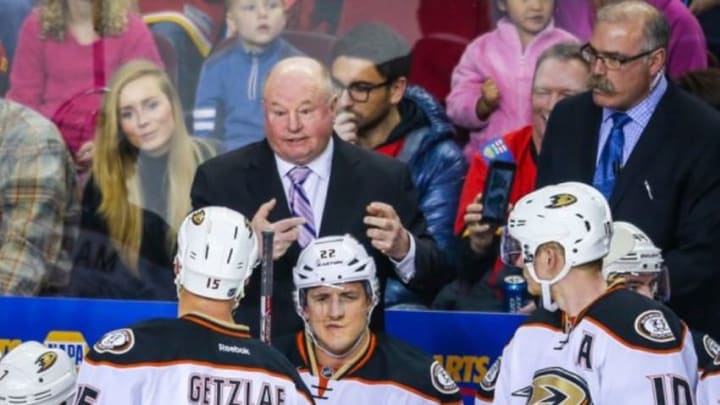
[273, 138, 417, 282]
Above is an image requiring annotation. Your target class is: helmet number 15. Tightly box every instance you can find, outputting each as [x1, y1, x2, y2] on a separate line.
[206, 278, 221, 289]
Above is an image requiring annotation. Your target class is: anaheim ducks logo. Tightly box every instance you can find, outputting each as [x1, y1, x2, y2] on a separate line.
[634, 310, 675, 343]
[513, 367, 592, 405]
[704, 335, 720, 360]
[545, 194, 578, 209]
[35, 351, 57, 373]
[481, 357, 501, 391]
[191, 209, 205, 225]
[94, 329, 135, 355]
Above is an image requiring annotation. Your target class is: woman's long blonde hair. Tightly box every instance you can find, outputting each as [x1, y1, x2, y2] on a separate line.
[93, 60, 208, 273]
[40, 0, 132, 41]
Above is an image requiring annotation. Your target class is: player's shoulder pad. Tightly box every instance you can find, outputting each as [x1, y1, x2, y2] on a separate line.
[87, 318, 177, 363]
[583, 289, 686, 351]
[376, 335, 461, 400]
[477, 355, 501, 400]
[520, 307, 564, 331]
[693, 330, 720, 372]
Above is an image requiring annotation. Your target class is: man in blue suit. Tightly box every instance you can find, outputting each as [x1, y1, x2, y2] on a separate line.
[537, 1, 720, 338]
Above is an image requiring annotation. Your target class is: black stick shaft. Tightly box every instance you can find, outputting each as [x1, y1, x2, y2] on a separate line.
[259, 230, 274, 344]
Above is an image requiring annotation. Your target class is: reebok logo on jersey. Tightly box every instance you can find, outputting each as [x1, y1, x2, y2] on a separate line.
[634, 310, 675, 343]
[218, 343, 250, 355]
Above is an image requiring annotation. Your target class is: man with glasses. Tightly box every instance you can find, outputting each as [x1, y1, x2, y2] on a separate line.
[537, 1, 720, 339]
[554, 0, 707, 78]
[330, 23, 466, 308]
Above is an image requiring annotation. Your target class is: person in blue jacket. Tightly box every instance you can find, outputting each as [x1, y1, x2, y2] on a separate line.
[331, 23, 467, 308]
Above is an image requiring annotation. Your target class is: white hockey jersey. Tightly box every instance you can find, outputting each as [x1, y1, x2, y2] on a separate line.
[75, 313, 315, 405]
[697, 354, 720, 405]
[276, 331, 462, 404]
[507, 288, 698, 404]
[481, 307, 568, 405]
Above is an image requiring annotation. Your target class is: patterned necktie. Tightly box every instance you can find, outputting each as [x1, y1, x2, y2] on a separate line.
[288, 166, 316, 248]
[593, 112, 632, 200]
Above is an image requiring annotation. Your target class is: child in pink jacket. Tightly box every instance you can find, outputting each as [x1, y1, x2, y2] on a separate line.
[446, 0, 576, 161]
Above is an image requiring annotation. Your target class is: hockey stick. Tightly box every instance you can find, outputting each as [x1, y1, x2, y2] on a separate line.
[259, 230, 275, 344]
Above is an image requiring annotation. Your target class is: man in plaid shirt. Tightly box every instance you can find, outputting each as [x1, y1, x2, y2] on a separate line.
[0, 98, 80, 295]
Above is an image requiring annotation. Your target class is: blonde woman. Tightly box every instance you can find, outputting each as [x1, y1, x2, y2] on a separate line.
[7, 0, 162, 165]
[68, 60, 216, 300]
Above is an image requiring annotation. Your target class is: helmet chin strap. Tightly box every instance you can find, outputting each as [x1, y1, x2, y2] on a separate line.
[304, 322, 369, 360]
[526, 261, 573, 312]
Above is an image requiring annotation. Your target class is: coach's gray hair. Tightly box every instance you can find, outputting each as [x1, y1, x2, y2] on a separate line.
[596, 1, 669, 52]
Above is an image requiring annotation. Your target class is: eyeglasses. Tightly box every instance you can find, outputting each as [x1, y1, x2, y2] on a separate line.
[580, 43, 659, 70]
[333, 79, 391, 103]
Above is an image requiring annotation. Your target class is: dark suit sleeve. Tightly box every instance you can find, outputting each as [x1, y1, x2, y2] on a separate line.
[397, 166, 454, 293]
[190, 162, 215, 210]
[665, 138, 720, 297]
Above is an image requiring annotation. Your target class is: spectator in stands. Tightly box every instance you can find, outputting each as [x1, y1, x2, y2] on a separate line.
[676, 68, 720, 111]
[7, 0, 163, 167]
[555, 0, 707, 78]
[433, 42, 590, 311]
[0, 98, 79, 296]
[331, 23, 466, 308]
[408, 0, 491, 104]
[276, 234, 462, 404]
[446, 0, 576, 161]
[537, 1, 720, 338]
[140, 0, 228, 111]
[68, 61, 216, 300]
[0, 0, 33, 65]
[193, 0, 301, 153]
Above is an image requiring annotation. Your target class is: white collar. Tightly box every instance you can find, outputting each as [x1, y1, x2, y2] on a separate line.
[275, 137, 334, 180]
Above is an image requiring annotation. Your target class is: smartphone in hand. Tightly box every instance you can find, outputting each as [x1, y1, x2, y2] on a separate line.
[481, 160, 517, 224]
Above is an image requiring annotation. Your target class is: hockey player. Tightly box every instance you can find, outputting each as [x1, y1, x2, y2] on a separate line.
[476, 238, 569, 405]
[75, 206, 314, 405]
[0, 341, 76, 405]
[605, 221, 720, 403]
[497, 182, 697, 404]
[276, 234, 462, 404]
[698, 356, 720, 404]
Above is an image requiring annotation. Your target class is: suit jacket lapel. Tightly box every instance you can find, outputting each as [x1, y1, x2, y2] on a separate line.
[244, 141, 302, 264]
[610, 88, 671, 208]
[245, 141, 292, 222]
[320, 138, 362, 236]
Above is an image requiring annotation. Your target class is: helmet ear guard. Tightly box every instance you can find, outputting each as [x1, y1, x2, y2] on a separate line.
[505, 182, 613, 310]
[175, 207, 259, 302]
[0, 341, 77, 405]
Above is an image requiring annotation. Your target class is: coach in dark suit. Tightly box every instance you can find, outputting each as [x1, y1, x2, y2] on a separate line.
[537, 2, 720, 338]
[191, 57, 450, 338]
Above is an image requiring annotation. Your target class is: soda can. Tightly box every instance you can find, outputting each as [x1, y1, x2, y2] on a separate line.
[503, 275, 527, 313]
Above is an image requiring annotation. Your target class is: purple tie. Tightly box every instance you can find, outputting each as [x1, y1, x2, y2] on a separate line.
[288, 166, 316, 248]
